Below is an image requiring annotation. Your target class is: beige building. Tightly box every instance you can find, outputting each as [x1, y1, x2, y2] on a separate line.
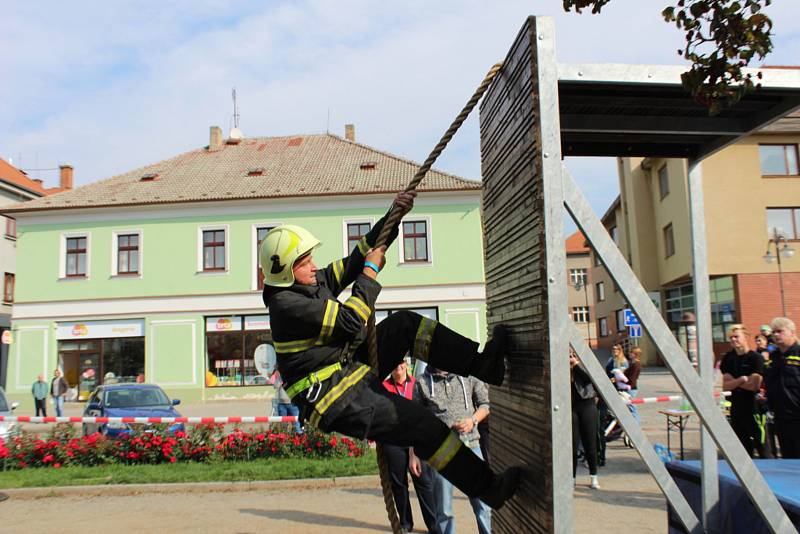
[589, 112, 800, 364]
[565, 231, 597, 348]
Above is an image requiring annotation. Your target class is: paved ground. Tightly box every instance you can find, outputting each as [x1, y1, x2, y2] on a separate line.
[2, 368, 715, 533]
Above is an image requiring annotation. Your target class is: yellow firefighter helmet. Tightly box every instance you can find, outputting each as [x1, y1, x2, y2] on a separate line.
[260, 225, 321, 287]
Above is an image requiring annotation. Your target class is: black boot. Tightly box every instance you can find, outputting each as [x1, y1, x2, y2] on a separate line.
[479, 466, 522, 510]
[469, 325, 508, 386]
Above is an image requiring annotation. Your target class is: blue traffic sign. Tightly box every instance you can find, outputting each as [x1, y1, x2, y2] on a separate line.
[629, 325, 643, 338]
[624, 309, 640, 327]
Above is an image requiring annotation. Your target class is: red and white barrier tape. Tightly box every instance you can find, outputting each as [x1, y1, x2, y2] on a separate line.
[0, 416, 298, 424]
[626, 391, 730, 405]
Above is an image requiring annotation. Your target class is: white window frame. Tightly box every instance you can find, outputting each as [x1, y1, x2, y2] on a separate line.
[341, 218, 375, 257]
[251, 222, 282, 290]
[110, 229, 144, 278]
[616, 308, 626, 332]
[569, 268, 587, 286]
[599, 317, 608, 337]
[596, 281, 605, 302]
[397, 215, 433, 266]
[197, 224, 230, 275]
[59, 232, 91, 280]
[571, 306, 590, 323]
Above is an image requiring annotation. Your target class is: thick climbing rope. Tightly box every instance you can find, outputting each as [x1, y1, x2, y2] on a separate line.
[366, 62, 503, 533]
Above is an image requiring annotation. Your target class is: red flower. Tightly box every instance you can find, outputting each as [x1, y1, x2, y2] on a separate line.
[42, 454, 54, 464]
[170, 456, 176, 463]
[53, 463, 61, 469]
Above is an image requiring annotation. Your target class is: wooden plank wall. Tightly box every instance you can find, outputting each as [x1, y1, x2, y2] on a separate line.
[480, 17, 553, 534]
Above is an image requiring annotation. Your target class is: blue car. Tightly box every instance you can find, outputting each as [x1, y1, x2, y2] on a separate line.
[82, 384, 184, 437]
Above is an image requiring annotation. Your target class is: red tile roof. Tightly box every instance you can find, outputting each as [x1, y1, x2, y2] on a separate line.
[3, 133, 481, 213]
[565, 231, 589, 254]
[0, 158, 49, 196]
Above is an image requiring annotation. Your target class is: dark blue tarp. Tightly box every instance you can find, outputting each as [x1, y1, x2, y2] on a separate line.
[666, 460, 800, 533]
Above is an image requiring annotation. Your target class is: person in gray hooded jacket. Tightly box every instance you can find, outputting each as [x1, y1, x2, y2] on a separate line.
[415, 367, 491, 534]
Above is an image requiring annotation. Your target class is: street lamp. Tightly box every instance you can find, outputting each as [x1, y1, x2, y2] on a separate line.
[763, 227, 796, 317]
[573, 276, 592, 346]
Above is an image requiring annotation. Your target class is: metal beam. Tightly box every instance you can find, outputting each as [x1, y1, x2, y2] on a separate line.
[561, 163, 795, 533]
[686, 160, 720, 532]
[567, 322, 701, 533]
[560, 114, 748, 136]
[535, 17, 574, 533]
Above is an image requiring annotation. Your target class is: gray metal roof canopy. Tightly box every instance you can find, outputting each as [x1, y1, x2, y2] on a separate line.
[557, 63, 800, 160]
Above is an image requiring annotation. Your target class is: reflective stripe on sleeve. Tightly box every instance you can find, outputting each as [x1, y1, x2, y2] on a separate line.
[274, 337, 318, 353]
[319, 300, 339, 342]
[428, 432, 463, 472]
[343, 296, 371, 324]
[332, 259, 344, 286]
[357, 237, 370, 255]
[414, 317, 437, 361]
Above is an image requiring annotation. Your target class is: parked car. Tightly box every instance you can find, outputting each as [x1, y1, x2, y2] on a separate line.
[0, 386, 20, 441]
[82, 384, 184, 437]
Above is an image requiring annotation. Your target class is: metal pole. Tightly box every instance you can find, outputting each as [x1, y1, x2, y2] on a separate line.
[775, 234, 787, 317]
[687, 160, 719, 532]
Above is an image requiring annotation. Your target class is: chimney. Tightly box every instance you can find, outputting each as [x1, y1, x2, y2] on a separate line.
[344, 124, 355, 142]
[209, 126, 224, 151]
[59, 164, 74, 190]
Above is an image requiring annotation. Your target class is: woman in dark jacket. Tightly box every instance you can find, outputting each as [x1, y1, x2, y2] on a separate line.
[571, 351, 600, 489]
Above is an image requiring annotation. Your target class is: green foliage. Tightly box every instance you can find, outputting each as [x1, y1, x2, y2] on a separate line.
[562, 0, 774, 113]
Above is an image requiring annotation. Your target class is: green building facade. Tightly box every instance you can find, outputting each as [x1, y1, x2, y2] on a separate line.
[4, 131, 487, 407]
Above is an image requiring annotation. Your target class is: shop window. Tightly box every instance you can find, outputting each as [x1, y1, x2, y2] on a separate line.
[663, 223, 675, 258]
[117, 234, 140, 274]
[347, 222, 371, 254]
[58, 335, 144, 401]
[5, 217, 16, 239]
[658, 164, 670, 200]
[66, 236, 88, 277]
[766, 207, 799, 240]
[599, 317, 608, 337]
[255, 226, 276, 290]
[402, 220, 429, 262]
[3, 273, 13, 303]
[596, 282, 605, 302]
[572, 306, 590, 323]
[569, 268, 587, 286]
[759, 144, 799, 176]
[203, 229, 226, 271]
[205, 316, 273, 387]
[665, 284, 695, 325]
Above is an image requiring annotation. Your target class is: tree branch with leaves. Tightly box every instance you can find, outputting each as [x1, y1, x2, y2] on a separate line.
[562, 0, 774, 114]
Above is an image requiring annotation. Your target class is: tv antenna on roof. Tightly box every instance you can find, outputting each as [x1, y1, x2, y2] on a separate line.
[230, 87, 243, 140]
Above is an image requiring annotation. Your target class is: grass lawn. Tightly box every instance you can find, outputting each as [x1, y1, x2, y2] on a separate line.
[0, 451, 378, 489]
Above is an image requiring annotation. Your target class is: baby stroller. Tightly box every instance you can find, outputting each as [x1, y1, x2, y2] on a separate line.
[600, 392, 635, 448]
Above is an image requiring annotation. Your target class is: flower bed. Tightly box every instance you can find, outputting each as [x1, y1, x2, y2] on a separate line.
[0, 424, 367, 470]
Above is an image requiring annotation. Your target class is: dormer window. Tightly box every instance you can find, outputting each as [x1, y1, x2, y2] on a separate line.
[140, 173, 159, 182]
[360, 162, 377, 170]
[247, 167, 265, 176]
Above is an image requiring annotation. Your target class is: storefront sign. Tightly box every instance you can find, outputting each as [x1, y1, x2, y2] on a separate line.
[206, 316, 242, 332]
[244, 315, 270, 331]
[57, 319, 145, 340]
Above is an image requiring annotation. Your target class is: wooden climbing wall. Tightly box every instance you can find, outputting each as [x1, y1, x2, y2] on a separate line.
[480, 17, 557, 534]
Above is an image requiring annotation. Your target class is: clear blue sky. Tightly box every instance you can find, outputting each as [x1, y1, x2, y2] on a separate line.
[2, 1, 798, 230]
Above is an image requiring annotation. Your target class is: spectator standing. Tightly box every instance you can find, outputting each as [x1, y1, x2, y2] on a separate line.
[720, 325, 772, 458]
[761, 325, 777, 351]
[755, 335, 771, 363]
[272, 371, 303, 434]
[381, 359, 440, 534]
[625, 347, 643, 424]
[416, 367, 491, 534]
[570, 352, 600, 489]
[31, 374, 48, 416]
[764, 317, 800, 458]
[50, 369, 69, 417]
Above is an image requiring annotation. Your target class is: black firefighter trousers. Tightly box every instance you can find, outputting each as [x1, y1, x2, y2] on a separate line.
[326, 310, 495, 502]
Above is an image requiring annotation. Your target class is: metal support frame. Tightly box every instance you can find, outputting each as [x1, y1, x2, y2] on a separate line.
[536, 17, 574, 532]
[557, 163, 795, 532]
[687, 160, 720, 532]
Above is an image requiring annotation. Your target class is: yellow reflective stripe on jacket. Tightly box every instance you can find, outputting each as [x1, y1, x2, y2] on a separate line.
[332, 259, 344, 286]
[414, 317, 437, 360]
[357, 236, 370, 255]
[319, 300, 339, 342]
[274, 337, 318, 353]
[344, 296, 371, 323]
[786, 355, 800, 363]
[313, 364, 371, 418]
[428, 432, 462, 471]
